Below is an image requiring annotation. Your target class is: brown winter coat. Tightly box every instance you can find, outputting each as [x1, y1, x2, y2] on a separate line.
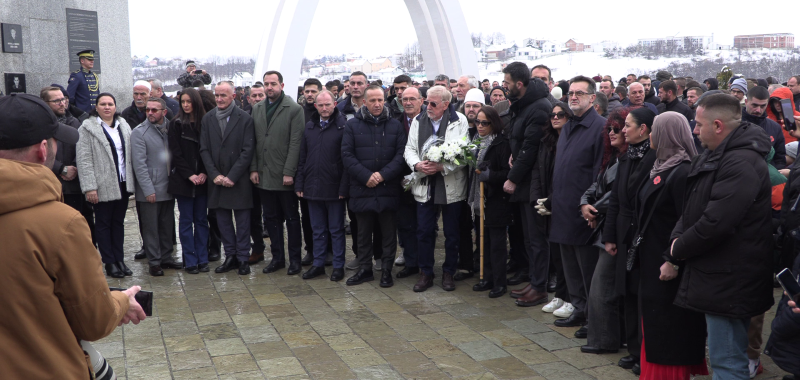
[0, 159, 129, 379]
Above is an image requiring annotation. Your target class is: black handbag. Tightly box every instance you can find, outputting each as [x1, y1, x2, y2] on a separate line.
[626, 169, 678, 271]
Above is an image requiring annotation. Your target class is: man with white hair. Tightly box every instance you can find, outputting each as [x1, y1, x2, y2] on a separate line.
[148, 78, 180, 115]
[622, 82, 659, 114]
[455, 75, 481, 112]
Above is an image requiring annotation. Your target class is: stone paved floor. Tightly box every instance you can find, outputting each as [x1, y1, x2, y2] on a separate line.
[100, 205, 791, 379]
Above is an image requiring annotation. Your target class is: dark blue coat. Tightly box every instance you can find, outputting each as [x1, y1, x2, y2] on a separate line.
[549, 107, 606, 245]
[67, 68, 99, 113]
[743, 109, 787, 169]
[295, 107, 349, 201]
[764, 255, 800, 376]
[341, 106, 408, 213]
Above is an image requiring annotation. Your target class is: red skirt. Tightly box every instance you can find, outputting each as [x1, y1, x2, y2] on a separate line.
[640, 322, 709, 380]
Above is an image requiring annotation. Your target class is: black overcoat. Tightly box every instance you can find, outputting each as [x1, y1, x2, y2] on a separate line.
[199, 106, 255, 210]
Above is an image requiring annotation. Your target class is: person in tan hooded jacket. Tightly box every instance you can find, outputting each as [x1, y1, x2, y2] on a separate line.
[0, 93, 145, 379]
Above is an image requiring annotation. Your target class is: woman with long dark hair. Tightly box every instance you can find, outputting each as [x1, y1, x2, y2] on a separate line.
[168, 88, 210, 274]
[469, 106, 512, 298]
[76, 93, 134, 278]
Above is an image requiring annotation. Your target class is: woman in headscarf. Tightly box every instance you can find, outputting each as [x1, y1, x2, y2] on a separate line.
[635, 111, 707, 379]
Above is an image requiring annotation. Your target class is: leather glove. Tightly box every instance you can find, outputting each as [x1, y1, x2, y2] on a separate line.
[534, 198, 551, 215]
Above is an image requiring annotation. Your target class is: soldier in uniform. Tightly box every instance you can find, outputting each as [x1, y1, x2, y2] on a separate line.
[67, 50, 99, 113]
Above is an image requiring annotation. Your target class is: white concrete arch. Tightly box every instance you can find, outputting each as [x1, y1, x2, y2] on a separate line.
[254, 0, 478, 100]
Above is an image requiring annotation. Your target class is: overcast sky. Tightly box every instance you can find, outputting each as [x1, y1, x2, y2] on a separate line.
[129, 0, 800, 60]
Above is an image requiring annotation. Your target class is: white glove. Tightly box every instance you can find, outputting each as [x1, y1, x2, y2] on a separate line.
[534, 198, 551, 215]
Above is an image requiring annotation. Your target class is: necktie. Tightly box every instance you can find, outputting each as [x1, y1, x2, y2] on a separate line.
[320, 120, 328, 129]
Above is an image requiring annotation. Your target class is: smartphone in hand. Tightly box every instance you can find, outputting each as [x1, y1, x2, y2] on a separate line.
[110, 287, 153, 316]
[776, 268, 800, 303]
[780, 99, 797, 131]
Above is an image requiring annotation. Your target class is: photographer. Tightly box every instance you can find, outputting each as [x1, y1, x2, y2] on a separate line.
[178, 60, 212, 88]
[764, 254, 800, 380]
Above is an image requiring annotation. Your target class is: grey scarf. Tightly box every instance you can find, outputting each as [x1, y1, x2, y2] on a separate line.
[468, 134, 495, 212]
[216, 104, 235, 134]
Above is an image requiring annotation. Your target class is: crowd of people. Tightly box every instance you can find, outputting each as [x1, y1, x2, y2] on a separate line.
[2, 49, 800, 380]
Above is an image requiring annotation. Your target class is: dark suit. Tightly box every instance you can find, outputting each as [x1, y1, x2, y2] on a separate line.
[199, 105, 256, 262]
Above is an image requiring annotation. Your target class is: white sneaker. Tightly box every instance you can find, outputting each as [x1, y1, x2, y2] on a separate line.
[542, 297, 564, 313]
[345, 257, 359, 270]
[552, 302, 575, 318]
[374, 260, 382, 271]
[395, 255, 405, 265]
[749, 357, 762, 378]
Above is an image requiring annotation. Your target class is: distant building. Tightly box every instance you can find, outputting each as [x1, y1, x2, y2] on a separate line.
[638, 35, 714, 50]
[231, 72, 254, 87]
[516, 46, 541, 61]
[370, 58, 393, 72]
[485, 43, 517, 60]
[734, 33, 794, 49]
[565, 39, 590, 52]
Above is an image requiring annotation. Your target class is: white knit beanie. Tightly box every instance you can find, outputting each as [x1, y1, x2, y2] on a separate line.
[464, 88, 485, 105]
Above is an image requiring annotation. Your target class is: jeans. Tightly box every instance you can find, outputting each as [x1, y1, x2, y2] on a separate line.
[260, 189, 302, 265]
[355, 211, 397, 271]
[176, 195, 209, 268]
[418, 199, 462, 276]
[307, 199, 346, 268]
[706, 314, 750, 380]
[396, 198, 418, 267]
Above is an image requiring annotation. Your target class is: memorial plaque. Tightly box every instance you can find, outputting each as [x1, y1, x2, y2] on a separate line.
[1, 23, 23, 53]
[4, 73, 27, 94]
[66, 8, 101, 73]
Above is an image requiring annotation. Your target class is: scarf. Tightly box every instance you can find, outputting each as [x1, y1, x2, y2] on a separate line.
[216, 103, 234, 134]
[264, 91, 284, 127]
[649, 111, 697, 179]
[468, 134, 495, 212]
[627, 138, 650, 160]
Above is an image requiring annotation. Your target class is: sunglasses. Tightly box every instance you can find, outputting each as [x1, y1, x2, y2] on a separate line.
[145, 108, 164, 113]
[423, 101, 439, 108]
[608, 127, 621, 134]
[476, 120, 491, 127]
[550, 112, 566, 119]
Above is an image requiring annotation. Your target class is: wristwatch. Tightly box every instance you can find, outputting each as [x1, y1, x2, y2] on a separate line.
[61, 166, 69, 176]
[669, 263, 679, 271]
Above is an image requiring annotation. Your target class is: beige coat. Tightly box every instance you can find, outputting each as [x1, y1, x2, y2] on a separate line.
[76, 116, 135, 201]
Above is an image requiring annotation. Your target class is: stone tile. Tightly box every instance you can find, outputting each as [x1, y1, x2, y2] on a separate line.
[432, 353, 486, 377]
[525, 332, 581, 352]
[196, 310, 233, 326]
[206, 338, 249, 357]
[501, 319, 553, 335]
[190, 299, 227, 313]
[126, 346, 168, 367]
[383, 351, 436, 374]
[168, 350, 213, 371]
[281, 330, 324, 348]
[171, 367, 220, 380]
[201, 323, 242, 340]
[401, 301, 442, 316]
[271, 316, 311, 334]
[255, 293, 291, 307]
[393, 323, 437, 342]
[531, 362, 594, 380]
[248, 341, 294, 361]
[437, 325, 486, 345]
[232, 313, 270, 328]
[583, 365, 640, 380]
[218, 371, 265, 380]
[480, 356, 539, 379]
[552, 347, 614, 369]
[375, 311, 421, 328]
[304, 359, 357, 380]
[481, 329, 533, 347]
[401, 368, 450, 379]
[347, 321, 394, 339]
[336, 347, 387, 368]
[240, 326, 281, 344]
[417, 312, 463, 330]
[164, 334, 206, 353]
[504, 344, 561, 365]
[262, 304, 302, 319]
[457, 340, 510, 362]
[226, 300, 264, 316]
[442, 303, 486, 319]
[411, 338, 461, 358]
[364, 335, 415, 355]
[256, 357, 306, 377]
[292, 344, 341, 364]
[309, 319, 353, 336]
[362, 299, 403, 313]
[351, 364, 404, 380]
[126, 364, 172, 380]
[322, 333, 369, 351]
[93, 341, 124, 359]
[212, 353, 260, 374]
[161, 321, 200, 337]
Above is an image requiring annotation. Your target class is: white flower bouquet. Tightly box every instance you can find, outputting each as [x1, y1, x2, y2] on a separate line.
[402, 135, 481, 191]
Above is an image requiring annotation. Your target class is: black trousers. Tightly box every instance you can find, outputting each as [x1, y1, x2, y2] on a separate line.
[64, 193, 96, 245]
[549, 244, 570, 302]
[260, 189, 302, 265]
[508, 206, 527, 272]
[94, 182, 128, 264]
[299, 197, 314, 253]
[207, 208, 222, 255]
[355, 211, 397, 271]
[250, 185, 265, 254]
[346, 203, 382, 260]
[474, 215, 508, 287]
[457, 201, 475, 271]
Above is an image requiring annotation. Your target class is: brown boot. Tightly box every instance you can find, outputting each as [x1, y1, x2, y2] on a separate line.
[510, 283, 532, 299]
[248, 252, 265, 264]
[413, 273, 434, 292]
[442, 272, 456, 291]
[515, 288, 548, 307]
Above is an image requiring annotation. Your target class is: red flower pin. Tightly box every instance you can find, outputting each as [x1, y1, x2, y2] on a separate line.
[771, 136, 775, 143]
[654, 176, 661, 185]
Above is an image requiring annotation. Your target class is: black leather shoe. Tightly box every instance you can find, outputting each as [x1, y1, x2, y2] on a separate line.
[380, 270, 394, 288]
[473, 280, 493, 292]
[105, 263, 124, 278]
[198, 263, 210, 272]
[618, 355, 638, 369]
[547, 274, 557, 293]
[287, 262, 302, 275]
[507, 271, 530, 285]
[301, 253, 313, 266]
[453, 270, 474, 281]
[208, 251, 221, 262]
[330, 268, 344, 281]
[149, 265, 164, 276]
[580, 345, 617, 354]
[262, 260, 285, 274]
[215, 255, 239, 273]
[574, 325, 588, 339]
[631, 363, 640, 375]
[489, 286, 507, 298]
[396, 266, 419, 279]
[185, 266, 199, 274]
[134, 247, 146, 260]
[302, 266, 326, 279]
[161, 261, 184, 270]
[118, 261, 133, 276]
[238, 262, 251, 275]
[346, 269, 374, 286]
[554, 314, 586, 328]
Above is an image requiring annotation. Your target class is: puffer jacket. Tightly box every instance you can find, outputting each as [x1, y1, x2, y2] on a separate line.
[743, 108, 786, 169]
[764, 254, 800, 376]
[670, 122, 774, 318]
[767, 87, 800, 143]
[76, 116, 135, 201]
[341, 106, 408, 213]
[506, 78, 552, 203]
[53, 112, 84, 194]
[296, 107, 349, 201]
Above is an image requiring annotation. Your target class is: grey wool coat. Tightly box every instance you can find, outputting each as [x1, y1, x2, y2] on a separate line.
[199, 105, 255, 210]
[76, 116, 135, 202]
[130, 119, 173, 202]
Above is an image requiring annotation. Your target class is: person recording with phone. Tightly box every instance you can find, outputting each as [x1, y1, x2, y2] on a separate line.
[767, 87, 800, 143]
[178, 60, 212, 88]
[764, 262, 800, 380]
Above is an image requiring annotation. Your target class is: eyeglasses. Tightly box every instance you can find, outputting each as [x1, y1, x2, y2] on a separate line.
[47, 98, 68, 104]
[567, 91, 590, 97]
[424, 101, 439, 108]
[550, 112, 566, 119]
[476, 120, 491, 127]
[145, 108, 164, 113]
[608, 127, 621, 134]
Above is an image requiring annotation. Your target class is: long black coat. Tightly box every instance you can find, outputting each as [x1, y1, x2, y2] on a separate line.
[53, 113, 83, 194]
[199, 106, 255, 210]
[478, 135, 513, 227]
[341, 106, 407, 213]
[167, 118, 207, 198]
[530, 136, 557, 233]
[670, 122, 774, 319]
[603, 149, 657, 295]
[636, 163, 707, 365]
[764, 254, 800, 375]
[295, 108, 349, 201]
[506, 78, 552, 203]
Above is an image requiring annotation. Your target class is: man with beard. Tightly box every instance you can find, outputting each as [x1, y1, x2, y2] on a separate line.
[600, 79, 622, 114]
[657, 80, 694, 121]
[387, 75, 412, 120]
[638, 75, 661, 106]
[298, 78, 323, 266]
[686, 86, 704, 110]
[742, 86, 786, 169]
[338, 72, 368, 120]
